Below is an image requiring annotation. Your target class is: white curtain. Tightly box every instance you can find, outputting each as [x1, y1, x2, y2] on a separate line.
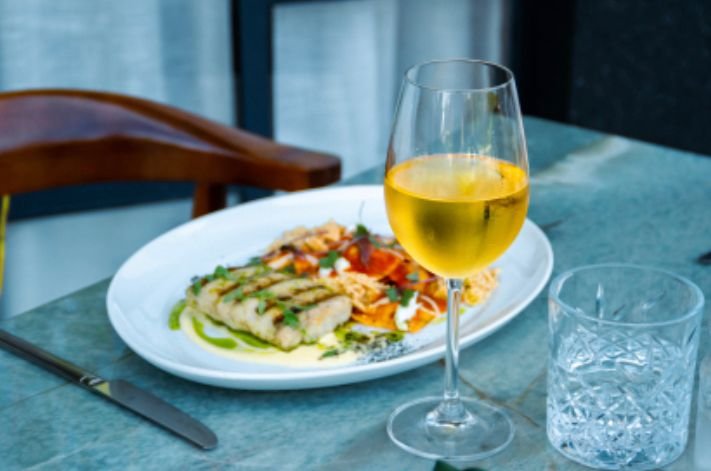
[0, 0, 234, 124]
[274, 0, 511, 179]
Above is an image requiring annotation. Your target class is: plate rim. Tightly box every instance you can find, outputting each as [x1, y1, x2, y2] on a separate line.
[106, 184, 553, 388]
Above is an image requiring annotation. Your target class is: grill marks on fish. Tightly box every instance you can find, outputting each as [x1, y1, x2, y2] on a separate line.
[217, 269, 288, 297]
[268, 286, 340, 321]
[186, 266, 352, 350]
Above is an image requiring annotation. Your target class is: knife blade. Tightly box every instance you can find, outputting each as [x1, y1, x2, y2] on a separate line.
[0, 329, 217, 450]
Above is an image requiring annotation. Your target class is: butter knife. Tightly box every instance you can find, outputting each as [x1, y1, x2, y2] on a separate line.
[0, 329, 218, 450]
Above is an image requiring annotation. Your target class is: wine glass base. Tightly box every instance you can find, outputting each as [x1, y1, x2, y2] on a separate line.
[387, 396, 514, 461]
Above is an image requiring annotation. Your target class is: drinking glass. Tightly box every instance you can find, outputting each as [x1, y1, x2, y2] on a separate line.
[547, 264, 704, 469]
[384, 59, 529, 460]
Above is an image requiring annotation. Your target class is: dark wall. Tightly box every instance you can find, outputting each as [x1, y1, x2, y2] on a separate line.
[516, 0, 711, 156]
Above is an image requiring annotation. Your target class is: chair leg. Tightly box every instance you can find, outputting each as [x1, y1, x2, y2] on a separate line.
[192, 183, 227, 218]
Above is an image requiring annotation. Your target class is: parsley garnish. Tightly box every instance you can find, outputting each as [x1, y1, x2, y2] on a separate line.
[282, 310, 300, 328]
[400, 288, 415, 307]
[355, 224, 370, 237]
[252, 290, 275, 315]
[257, 299, 267, 315]
[222, 287, 244, 303]
[344, 330, 371, 344]
[385, 331, 405, 343]
[247, 256, 263, 267]
[253, 289, 275, 299]
[405, 272, 420, 282]
[191, 280, 202, 295]
[213, 265, 235, 281]
[320, 349, 340, 359]
[319, 250, 340, 269]
[275, 300, 310, 328]
[385, 287, 415, 306]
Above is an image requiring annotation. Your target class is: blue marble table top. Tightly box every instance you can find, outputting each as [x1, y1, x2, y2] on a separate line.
[1, 117, 709, 470]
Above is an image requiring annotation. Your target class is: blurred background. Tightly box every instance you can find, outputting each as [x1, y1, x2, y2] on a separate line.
[1, 0, 709, 317]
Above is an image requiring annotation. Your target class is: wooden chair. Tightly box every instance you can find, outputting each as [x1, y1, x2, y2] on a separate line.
[0, 89, 341, 294]
[0, 89, 341, 218]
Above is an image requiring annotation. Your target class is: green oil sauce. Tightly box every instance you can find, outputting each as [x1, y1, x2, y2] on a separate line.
[168, 300, 186, 330]
[191, 317, 237, 349]
[201, 315, 270, 349]
[169, 301, 269, 350]
[178, 308, 360, 367]
[226, 328, 271, 349]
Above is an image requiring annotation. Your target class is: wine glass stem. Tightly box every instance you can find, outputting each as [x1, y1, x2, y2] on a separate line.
[442, 278, 464, 415]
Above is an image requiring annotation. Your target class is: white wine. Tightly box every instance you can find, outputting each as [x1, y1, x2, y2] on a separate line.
[385, 154, 529, 278]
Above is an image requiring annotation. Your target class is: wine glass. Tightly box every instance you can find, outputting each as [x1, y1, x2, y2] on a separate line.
[384, 59, 529, 460]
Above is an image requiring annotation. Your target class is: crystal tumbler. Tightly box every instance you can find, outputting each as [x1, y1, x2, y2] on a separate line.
[547, 264, 704, 470]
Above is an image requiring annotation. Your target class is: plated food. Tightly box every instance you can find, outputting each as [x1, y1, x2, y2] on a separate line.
[170, 221, 499, 365]
[107, 185, 553, 388]
[186, 265, 352, 350]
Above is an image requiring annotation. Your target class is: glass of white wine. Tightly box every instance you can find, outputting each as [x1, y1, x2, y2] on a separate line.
[384, 59, 529, 460]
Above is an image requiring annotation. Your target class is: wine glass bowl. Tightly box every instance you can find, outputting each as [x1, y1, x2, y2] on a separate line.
[384, 59, 529, 460]
[384, 154, 528, 278]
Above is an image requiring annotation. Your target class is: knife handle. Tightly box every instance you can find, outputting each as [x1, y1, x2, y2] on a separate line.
[0, 329, 100, 385]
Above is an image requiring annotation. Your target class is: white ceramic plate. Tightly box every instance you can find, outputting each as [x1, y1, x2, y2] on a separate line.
[107, 185, 553, 390]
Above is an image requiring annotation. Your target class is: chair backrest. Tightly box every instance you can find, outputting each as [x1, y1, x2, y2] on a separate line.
[0, 89, 341, 218]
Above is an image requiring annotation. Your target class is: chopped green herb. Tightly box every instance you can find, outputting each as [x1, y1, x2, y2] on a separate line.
[405, 272, 420, 282]
[275, 300, 288, 310]
[257, 298, 267, 315]
[334, 324, 351, 342]
[295, 303, 316, 312]
[400, 288, 416, 307]
[280, 264, 296, 274]
[355, 223, 370, 237]
[344, 330, 371, 344]
[222, 287, 244, 303]
[384, 331, 405, 343]
[205, 274, 217, 282]
[282, 310, 300, 328]
[320, 349, 340, 359]
[253, 290, 275, 300]
[319, 250, 340, 269]
[386, 286, 400, 302]
[191, 279, 202, 295]
[213, 265, 235, 281]
[247, 256, 263, 266]
[168, 300, 186, 330]
[251, 290, 275, 315]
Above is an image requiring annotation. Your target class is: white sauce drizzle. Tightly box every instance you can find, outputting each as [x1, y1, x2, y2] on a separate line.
[318, 257, 351, 277]
[394, 292, 419, 331]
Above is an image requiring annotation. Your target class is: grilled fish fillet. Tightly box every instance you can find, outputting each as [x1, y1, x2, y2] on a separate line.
[186, 266, 352, 350]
